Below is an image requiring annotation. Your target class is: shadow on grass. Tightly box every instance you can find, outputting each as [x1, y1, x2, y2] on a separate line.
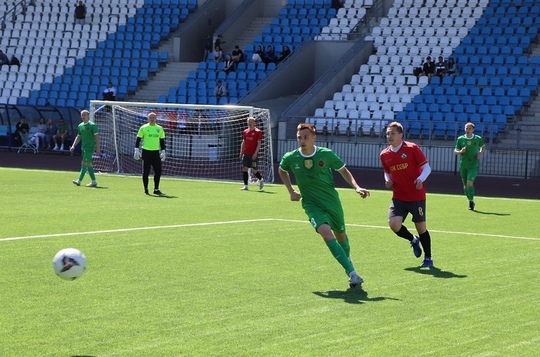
[258, 190, 277, 195]
[71, 355, 96, 357]
[404, 266, 467, 279]
[313, 289, 400, 305]
[473, 210, 510, 216]
[148, 194, 178, 199]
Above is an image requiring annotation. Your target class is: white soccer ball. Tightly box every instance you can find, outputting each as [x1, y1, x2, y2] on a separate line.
[52, 248, 87, 280]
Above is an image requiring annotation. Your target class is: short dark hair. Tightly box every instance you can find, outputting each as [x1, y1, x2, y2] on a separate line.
[297, 123, 316, 135]
[387, 121, 404, 134]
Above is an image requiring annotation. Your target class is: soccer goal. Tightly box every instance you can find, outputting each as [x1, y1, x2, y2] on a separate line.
[88, 100, 274, 183]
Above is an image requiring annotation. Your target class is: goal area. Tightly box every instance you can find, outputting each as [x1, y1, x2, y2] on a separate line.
[88, 101, 274, 183]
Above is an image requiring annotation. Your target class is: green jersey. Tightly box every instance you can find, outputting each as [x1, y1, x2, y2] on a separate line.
[77, 121, 98, 150]
[455, 134, 484, 169]
[57, 122, 69, 134]
[280, 146, 345, 210]
[137, 123, 165, 151]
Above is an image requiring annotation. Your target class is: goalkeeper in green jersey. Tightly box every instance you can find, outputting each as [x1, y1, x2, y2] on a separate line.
[134, 112, 166, 195]
[279, 123, 370, 288]
[454, 122, 485, 211]
[70, 109, 100, 187]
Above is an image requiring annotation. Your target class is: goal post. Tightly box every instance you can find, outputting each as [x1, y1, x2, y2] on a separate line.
[88, 100, 274, 183]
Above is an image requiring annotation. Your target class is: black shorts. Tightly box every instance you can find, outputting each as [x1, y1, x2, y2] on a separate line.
[242, 154, 258, 169]
[142, 149, 160, 163]
[388, 198, 426, 223]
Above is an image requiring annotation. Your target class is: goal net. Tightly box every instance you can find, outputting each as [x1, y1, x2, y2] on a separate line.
[88, 101, 274, 183]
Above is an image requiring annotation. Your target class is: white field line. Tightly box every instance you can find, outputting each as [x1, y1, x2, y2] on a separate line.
[275, 219, 540, 241]
[1, 218, 539, 242]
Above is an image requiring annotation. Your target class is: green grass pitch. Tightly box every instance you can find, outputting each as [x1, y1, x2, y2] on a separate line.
[0, 167, 539, 356]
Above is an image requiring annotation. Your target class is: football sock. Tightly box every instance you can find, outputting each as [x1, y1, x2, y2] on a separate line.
[87, 166, 96, 181]
[243, 171, 248, 185]
[395, 225, 415, 241]
[338, 236, 351, 257]
[154, 176, 161, 190]
[255, 171, 262, 180]
[78, 166, 87, 181]
[419, 230, 432, 257]
[469, 185, 475, 201]
[143, 176, 149, 190]
[326, 238, 354, 275]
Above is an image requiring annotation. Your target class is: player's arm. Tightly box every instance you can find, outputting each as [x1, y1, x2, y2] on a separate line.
[454, 139, 465, 155]
[477, 140, 485, 159]
[94, 133, 101, 155]
[239, 139, 245, 159]
[278, 167, 301, 201]
[384, 171, 393, 189]
[337, 166, 369, 198]
[253, 139, 262, 160]
[70, 134, 81, 152]
[415, 163, 431, 189]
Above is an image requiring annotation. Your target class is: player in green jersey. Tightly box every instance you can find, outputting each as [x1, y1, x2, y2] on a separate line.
[279, 123, 370, 288]
[134, 112, 166, 195]
[454, 122, 485, 210]
[70, 109, 100, 187]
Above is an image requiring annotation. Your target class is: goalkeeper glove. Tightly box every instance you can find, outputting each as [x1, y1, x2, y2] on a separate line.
[160, 150, 166, 162]
[134, 148, 141, 160]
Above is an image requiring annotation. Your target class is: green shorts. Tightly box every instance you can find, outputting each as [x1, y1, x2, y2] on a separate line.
[303, 202, 346, 233]
[460, 166, 479, 184]
[81, 147, 95, 163]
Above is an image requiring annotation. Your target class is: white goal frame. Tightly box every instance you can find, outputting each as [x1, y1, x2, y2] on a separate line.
[88, 100, 274, 183]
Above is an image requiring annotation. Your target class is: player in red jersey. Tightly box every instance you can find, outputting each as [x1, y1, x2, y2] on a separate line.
[239, 116, 264, 190]
[380, 122, 434, 268]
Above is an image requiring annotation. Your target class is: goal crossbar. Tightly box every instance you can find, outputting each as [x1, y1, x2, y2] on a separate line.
[88, 100, 274, 184]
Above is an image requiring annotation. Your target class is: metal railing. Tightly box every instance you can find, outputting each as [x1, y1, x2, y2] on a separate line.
[0, 0, 35, 31]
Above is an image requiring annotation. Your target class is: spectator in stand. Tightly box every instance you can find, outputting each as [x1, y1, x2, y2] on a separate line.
[420, 56, 436, 81]
[223, 54, 235, 74]
[15, 116, 30, 146]
[213, 45, 223, 63]
[214, 80, 226, 102]
[331, 0, 344, 9]
[214, 34, 225, 51]
[74, 1, 87, 25]
[251, 45, 266, 64]
[435, 56, 447, 79]
[203, 34, 212, 62]
[0, 50, 10, 66]
[45, 119, 57, 150]
[446, 57, 458, 77]
[277, 45, 291, 63]
[102, 81, 117, 101]
[33, 117, 48, 150]
[10, 55, 20, 67]
[231, 45, 244, 66]
[53, 118, 70, 151]
[263, 45, 277, 64]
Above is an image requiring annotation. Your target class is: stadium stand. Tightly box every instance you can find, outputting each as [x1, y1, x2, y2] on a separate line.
[309, 0, 540, 142]
[3, 0, 195, 108]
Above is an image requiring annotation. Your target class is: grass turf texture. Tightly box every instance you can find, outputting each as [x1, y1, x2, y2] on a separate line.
[0, 168, 539, 356]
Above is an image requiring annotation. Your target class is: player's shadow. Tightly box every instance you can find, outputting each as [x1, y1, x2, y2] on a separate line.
[71, 355, 96, 357]
[472, 210, 510, 216]
[313, 289, 400, 305]
[405, 266, 467, 279]
[257, 190, 277, 195]
[149, 194, 177, 199]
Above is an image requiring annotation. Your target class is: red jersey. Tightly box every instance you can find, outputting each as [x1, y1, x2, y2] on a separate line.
[380, 141, 428, 202]
[242, 127, 263, 155]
